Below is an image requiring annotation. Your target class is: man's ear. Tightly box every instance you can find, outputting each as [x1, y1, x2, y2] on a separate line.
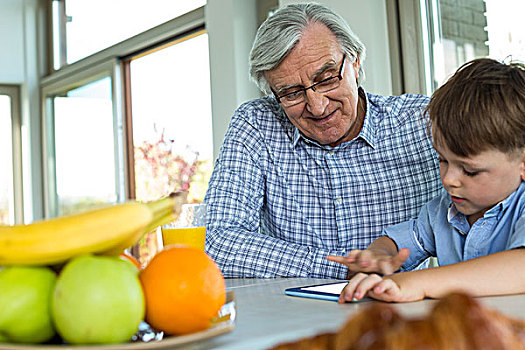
[352, 57, 360, 81]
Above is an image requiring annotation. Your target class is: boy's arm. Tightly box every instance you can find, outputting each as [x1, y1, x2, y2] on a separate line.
[327, 236, 409, 276]
[368, 235, 400, 254]
[342, 248, 525, 303]
[402, 248, 525, 299]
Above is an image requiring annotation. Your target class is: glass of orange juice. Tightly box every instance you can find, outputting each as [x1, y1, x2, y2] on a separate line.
[161, 203, 207, 251]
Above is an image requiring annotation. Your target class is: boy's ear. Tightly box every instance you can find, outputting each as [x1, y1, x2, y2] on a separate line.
[521, 151, 525, 182]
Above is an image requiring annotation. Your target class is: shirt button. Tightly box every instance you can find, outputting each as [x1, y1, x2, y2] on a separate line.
[336, 198, 342, 204]
[328, 151, 335, 156]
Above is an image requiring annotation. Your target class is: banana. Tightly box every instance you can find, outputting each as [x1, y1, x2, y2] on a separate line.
[100, 192, 186, 256]
[0, 192, 186, 266]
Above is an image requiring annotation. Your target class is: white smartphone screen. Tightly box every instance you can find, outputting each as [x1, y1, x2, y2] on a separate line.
[300, 282, 347, 294]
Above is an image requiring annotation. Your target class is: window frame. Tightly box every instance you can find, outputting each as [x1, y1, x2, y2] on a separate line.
[394, 0, 433, 95]
[42, 5, 205, 217]
[395, 0, 494, 95]
[0, 85, 24, 224]
[120, 27, 208, 200]
[41, 61, 121, 217]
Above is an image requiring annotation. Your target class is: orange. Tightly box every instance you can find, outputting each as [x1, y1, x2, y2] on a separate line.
[119, 253, 142, 270]
[138, 245, 226, 335]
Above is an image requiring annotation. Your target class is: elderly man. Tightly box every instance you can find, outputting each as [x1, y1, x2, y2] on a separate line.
[204, 3, 441, 278]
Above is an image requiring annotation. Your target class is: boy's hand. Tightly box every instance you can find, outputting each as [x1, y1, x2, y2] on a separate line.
[338, 271, 424, 303]
[327, 248, 410, 275]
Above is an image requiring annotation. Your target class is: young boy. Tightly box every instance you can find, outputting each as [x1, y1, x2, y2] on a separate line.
[328, 58, 525, 303]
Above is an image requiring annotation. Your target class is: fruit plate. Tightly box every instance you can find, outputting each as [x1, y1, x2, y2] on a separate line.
[0, 291, 236, 350]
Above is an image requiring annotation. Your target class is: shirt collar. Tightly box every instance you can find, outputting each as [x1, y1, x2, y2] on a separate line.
[292, 87, 376, 149]
[497, 181, 525, 212]
[447, 202, 461, 222]
[356, 88, 376, 148]
[292, 126, 301, 146]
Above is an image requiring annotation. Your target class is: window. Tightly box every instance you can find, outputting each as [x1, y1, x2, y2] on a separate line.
[0, 86, 23, 225]
[43, 75, 118, 217]
[123, 30, 213, 265]
[44, 5, 207, 219]
[127, 31, 213, 204]
[52, 0, 205, 69]
[0, 94, 13, 224]
[423, 0, 525, 91]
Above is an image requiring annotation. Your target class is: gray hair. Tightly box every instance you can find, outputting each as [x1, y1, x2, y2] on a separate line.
[249, 2, 366, 95]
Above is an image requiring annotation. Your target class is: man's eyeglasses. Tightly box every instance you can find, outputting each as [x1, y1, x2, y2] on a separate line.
[272, 54, 347, 107]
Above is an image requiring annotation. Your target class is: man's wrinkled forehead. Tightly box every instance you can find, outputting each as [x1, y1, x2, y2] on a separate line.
[265, 22, 342, 83]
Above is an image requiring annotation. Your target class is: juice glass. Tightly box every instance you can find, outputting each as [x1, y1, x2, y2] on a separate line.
[161, 203, 207, 251]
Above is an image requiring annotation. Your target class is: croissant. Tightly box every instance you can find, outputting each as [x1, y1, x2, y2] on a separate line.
[271, 293, 525, 350]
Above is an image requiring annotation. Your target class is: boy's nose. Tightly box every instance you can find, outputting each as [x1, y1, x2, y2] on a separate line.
[442, 168, 461, 188]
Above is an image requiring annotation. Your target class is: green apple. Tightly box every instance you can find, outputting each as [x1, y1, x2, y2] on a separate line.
[51, 255, 145, 344]
[0, 266, 57, 344]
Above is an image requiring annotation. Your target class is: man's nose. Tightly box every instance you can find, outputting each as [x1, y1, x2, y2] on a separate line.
[305, 88, 329, 115]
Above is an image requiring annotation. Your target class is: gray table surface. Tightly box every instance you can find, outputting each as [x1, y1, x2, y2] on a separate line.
[181, 278, 525, 350]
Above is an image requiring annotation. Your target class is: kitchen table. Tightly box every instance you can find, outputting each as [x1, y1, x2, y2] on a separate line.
[182, 278, 525, 350]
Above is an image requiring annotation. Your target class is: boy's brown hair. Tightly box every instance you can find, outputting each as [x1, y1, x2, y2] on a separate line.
[426, 58, 525, 157]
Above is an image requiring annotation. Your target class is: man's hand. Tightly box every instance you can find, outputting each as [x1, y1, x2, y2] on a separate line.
[327, 247, 410, 275]
[338, 271, 425, 303]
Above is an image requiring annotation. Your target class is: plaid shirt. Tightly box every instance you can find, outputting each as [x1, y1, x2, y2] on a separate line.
[204, 88, 441, 278]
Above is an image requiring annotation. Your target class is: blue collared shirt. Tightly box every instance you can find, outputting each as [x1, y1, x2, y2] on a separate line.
[204, 88, 441, 278]
[386, 182, 525, 271]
